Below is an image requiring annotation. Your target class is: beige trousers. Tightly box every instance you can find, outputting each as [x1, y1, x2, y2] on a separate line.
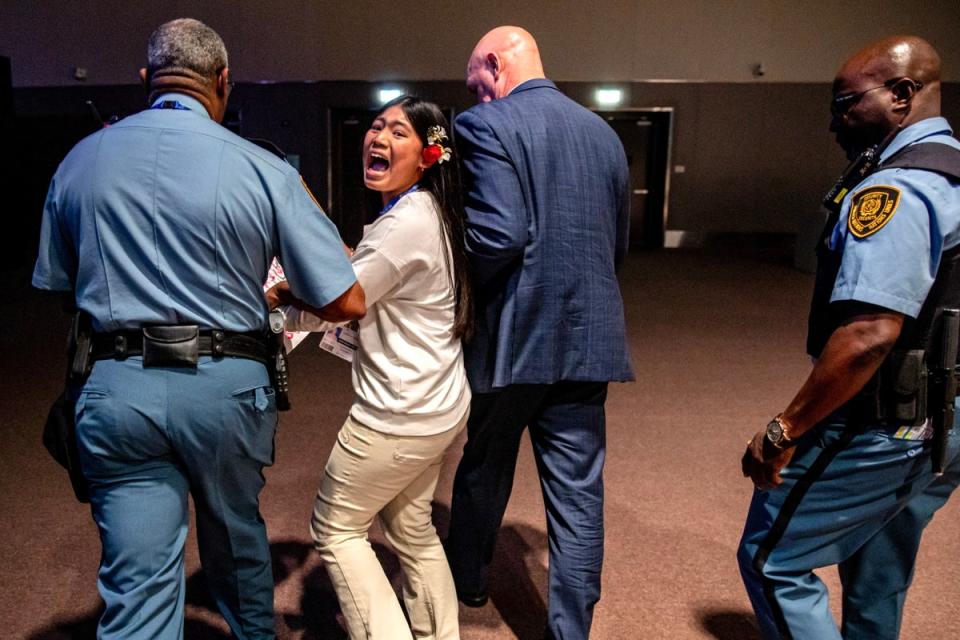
[310, 413, 466, 640]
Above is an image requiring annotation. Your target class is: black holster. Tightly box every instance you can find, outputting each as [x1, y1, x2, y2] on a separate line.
[43, 311, 92, 503]
[851, 308, 960, 474]
[853, 349, 928, 427]
[930, 309, 959, 474]
[267, 309, 291, 411]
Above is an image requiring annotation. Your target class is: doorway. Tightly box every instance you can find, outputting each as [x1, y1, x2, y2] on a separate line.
[328, 108, 381, 247]
[600, 109, 672, 249]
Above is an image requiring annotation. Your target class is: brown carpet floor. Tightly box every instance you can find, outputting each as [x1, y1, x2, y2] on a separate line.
[2, 250, 958, 639]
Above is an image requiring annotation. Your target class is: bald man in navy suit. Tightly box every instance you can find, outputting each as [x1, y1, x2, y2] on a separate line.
[445, 26, 634, 639]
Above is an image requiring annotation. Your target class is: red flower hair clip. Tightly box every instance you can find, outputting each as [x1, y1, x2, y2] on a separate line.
[422, 125, 452, 167]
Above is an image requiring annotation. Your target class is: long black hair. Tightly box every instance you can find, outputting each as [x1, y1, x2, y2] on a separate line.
[375, 95, 473, 340]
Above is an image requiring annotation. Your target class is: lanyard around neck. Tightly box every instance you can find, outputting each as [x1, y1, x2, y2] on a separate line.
[379, 184, 419, 217]
[151, 100, 192, 111]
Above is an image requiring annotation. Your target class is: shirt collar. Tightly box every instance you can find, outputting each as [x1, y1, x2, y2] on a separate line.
[150, 93, 211, 119]
[379, 184, 419, 217]
[507, 78, 558, 96]
[881, 116, 953, 161]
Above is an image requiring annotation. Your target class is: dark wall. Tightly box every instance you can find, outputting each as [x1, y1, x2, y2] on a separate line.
[6, 1, 960, 86]
[9, 80, 960, 268]
[0, 56, 10, 119]
[1, 56, 20, 269]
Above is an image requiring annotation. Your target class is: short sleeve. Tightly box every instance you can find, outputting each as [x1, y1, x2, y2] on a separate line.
[32, 175, 76, 292]
[350, 243, 404, 308]
[349, 193, 440, 306]
[274, 173, 357, 309]
[830, 172, 934, 318]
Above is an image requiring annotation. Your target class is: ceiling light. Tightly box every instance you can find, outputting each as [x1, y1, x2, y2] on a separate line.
[595, 88, 623, 107]
[378, 88, 404, 104]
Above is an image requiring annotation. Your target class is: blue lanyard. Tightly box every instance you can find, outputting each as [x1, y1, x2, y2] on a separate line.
[378, 184, 419, 217]
[150, 100, 191, 111]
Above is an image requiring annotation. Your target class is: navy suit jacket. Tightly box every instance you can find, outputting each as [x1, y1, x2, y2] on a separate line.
[456, 78, 634, 393]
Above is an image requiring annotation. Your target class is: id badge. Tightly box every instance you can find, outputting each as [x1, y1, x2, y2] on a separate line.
[319, 324, 359, 362]
[893, 419, 934, 441]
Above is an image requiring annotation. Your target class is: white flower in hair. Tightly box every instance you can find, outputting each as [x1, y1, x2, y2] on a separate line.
[427, 126, 448, 145]
[424, 125, 453, 164]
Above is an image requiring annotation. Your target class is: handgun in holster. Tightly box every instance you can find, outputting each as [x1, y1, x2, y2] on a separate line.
[268, 309, 291, 411]
[855, 349, 928, 428]
[930, 308, 959, 475]
[68, 311, 94, 382]
[43, 310, 93, 503]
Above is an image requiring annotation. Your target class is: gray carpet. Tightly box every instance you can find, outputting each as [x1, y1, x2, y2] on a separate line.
[2, 250, 958, 639]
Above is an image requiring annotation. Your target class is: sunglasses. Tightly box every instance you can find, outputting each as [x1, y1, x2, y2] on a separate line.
[830, 77, 922, 118]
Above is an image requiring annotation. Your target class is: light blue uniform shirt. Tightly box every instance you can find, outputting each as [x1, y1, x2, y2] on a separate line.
[33, 93, 355, 332]
[830, 117, 960, 317]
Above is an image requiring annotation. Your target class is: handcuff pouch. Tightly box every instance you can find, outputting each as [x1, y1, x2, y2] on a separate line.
[142, 325, 200, 367]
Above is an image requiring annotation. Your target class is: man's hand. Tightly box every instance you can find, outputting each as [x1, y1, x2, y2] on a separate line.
[741, 430, 795, 490]
[739, 311, 904, 491]
[264, 278, 365, 323]
[265, 281, 294, 310]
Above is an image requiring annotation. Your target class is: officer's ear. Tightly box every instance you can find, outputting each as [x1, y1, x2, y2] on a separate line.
[890, 77, 921, 112]
[215, 67, 231, 98]
[139, 68, 149, 90]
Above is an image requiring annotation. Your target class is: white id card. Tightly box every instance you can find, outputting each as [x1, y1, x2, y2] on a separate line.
[893, 419, 934, 441]
[319, 325, 359, 362]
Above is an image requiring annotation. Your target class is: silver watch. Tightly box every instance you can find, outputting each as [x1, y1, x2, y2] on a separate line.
[765, 416, 794, 450]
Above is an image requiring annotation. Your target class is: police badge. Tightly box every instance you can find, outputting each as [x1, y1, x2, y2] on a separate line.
[848, 185, 902, 238]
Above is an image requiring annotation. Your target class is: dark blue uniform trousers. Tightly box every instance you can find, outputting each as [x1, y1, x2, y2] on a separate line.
[446, 381, 607, 640]
[74, 356, 277, 639]
[738, 415, 960, 640]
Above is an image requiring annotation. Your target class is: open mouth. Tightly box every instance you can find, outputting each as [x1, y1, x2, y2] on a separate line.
[367, 152, 390, 174]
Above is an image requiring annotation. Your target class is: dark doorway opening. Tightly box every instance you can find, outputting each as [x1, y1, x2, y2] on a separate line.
[328, 108, 381, 247]
[600, 109, 672, 249]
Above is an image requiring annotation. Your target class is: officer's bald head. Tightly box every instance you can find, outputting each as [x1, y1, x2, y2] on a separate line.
[839, 35, 939, 84]
[834, 35, 941, 117]
[830, 36, 942, 158]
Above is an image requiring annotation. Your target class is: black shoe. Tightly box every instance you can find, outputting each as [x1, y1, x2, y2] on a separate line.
[456, 588, 489, 608]
[442, 538, 490, 607]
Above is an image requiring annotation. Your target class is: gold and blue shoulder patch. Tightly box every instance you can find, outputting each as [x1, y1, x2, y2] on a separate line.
[848, 185, 901, 238]
[301, 176, 324, 212]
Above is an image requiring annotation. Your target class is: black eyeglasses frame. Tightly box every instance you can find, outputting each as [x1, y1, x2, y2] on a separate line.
[830, 77, 923, 118]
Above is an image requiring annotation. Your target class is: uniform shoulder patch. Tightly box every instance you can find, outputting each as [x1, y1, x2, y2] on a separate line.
[300, 176, 324, 212]
[847, 185, 901, 238]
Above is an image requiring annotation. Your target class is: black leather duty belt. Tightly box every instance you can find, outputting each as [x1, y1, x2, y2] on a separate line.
[91, 327, 271, 366]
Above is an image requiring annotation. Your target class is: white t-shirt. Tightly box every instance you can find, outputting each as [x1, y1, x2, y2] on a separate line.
[284, 190, 471, 436]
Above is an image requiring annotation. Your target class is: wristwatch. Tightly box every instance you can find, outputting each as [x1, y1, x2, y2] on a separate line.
[765, 415, 795, 450]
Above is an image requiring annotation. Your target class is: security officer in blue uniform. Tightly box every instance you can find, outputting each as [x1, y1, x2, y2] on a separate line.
[738, 35, 960, 639]
[32, 19, 364, 640]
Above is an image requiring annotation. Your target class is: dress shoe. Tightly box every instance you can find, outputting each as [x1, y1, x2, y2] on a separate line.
[456, 588, 489, 608]
[442, 538, 489, 607]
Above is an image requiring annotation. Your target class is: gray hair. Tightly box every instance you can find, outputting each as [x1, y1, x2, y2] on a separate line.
[147, 18, 228, 79]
